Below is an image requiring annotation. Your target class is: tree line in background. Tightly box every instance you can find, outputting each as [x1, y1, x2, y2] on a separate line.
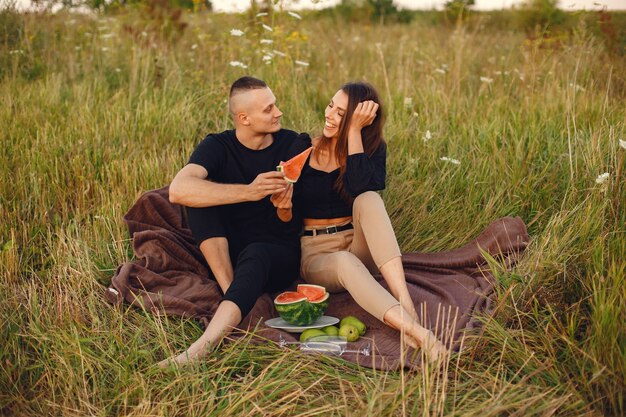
[4, 0, 625, 55]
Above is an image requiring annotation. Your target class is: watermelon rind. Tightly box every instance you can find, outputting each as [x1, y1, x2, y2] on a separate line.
[310, 292, 329, 317]
[276, 164, 298, 184]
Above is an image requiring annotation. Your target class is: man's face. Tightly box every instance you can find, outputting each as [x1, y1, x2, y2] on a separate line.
[240, 88, 283, 134]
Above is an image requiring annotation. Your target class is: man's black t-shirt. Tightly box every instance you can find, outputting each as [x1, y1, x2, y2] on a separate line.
[188, 129, 310, 248]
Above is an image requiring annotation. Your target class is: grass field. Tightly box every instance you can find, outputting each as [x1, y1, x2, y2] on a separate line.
[1, 5, 625, 416]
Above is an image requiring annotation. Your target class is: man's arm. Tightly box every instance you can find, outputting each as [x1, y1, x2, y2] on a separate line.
[169, 163, 288, 207]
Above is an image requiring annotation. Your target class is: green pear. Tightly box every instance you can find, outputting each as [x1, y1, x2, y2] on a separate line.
[338, 324, 360, 342]
[340, 315, 367, 336]
[299, 328, 327, 343]
[321, 325, 340, 336]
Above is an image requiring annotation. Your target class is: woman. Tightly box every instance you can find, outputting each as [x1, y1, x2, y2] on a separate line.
[274, 82, 446, 361]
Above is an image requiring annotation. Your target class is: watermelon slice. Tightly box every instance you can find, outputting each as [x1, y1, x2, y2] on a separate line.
[297, 284, 327, 302]
[277, 147, 313, 183]
[274, 284, 329, 326]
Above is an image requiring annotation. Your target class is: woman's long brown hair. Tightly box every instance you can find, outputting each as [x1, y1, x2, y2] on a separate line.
[314, 81, 385, 202]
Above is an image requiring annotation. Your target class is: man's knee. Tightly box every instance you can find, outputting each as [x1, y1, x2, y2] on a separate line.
[353, 191, 384, 217]
[186, 206, 228, 246]
[236, 243, 271, 270]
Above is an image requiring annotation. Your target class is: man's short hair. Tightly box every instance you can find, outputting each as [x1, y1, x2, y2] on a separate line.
[229, 76, 268, 98]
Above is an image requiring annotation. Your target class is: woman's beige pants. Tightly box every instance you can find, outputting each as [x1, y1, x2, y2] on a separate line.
[300, 191, 402, 322]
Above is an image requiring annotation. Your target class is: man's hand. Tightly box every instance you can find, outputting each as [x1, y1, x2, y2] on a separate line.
[270, 183, 294, 222]
[247, 171, 288, 201]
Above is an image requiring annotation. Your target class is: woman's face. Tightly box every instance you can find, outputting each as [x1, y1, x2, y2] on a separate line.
[323, 89, 349, 139]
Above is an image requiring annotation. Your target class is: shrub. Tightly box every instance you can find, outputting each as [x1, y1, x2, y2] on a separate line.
[515, 0, 570, 35]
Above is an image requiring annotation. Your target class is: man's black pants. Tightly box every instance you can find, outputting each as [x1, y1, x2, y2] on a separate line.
[186, 206, 300, 318]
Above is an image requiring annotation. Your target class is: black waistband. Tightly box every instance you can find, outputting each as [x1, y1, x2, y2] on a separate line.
[302, 223, 354, 237]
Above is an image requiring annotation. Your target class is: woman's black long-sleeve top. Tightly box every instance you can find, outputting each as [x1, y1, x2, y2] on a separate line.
[295, 140, 387, 220]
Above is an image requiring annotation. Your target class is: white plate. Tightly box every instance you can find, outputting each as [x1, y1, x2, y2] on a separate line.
[265, 316, 339, 333]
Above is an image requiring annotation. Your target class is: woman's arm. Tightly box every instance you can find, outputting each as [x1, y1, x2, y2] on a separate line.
[344, 144, 386, 197]
[344, 101, 385, 197]
[347, 101, 379, 155]
[270, 184, 294, 222]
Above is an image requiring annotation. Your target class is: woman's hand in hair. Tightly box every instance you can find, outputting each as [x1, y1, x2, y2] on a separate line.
[349, 100, 379, 132]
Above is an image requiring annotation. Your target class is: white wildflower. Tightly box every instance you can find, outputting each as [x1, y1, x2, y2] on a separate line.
[295, 60, 309, 67]
[262, 24, 273, 32]
[256, 12, 268, 17]
[9, 50, 24, 55]
[480, 76, 493, 83]
[413, 112, 419, 118]
[440, 156, 461, 165]
[619, 139, 626, 150]
[229, 60, 248, 69]
[115, 68, 121, 73]
[423, 130, 432, 142]
[230, 28, 244, 37]
[260, 39, 273, 44]
[404, 97, 413, 108]
[273, 50, 287, 57]
[595, 172, 609, 184]
[287, 11, 302, 20]
[191, 43, 198, 50]
[141, 31, 148, 37]
[262, 55, 273, 62]
[435, 68, 446, 75]
[569, 82, 585, 92]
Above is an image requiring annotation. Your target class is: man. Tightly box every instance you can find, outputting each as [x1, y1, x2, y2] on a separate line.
[158, 76, 307, 367]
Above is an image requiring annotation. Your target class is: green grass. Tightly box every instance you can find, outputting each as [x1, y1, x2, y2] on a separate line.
[1, 6, 624, 416]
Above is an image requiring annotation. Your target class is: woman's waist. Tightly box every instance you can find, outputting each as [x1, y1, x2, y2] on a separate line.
[303, 216, 352, 229]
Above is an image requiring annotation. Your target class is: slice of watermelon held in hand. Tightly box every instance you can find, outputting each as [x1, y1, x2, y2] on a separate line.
[277, 147, 313, 183]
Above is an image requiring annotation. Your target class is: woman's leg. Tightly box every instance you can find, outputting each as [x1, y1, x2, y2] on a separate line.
[349, 191, 418, 321]
[301, 246, 401, 322]
[302, 248, 445, 361]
